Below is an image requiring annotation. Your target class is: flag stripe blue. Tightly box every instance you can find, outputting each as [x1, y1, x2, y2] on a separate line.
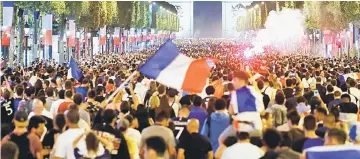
[235, 86, 257, 112]
[139, 41, 180, 79]
[307, 149, 360, 159]
[3, 1, 14, 7]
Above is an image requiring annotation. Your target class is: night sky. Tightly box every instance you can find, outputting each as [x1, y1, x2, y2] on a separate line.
[193, 1, 222, 38]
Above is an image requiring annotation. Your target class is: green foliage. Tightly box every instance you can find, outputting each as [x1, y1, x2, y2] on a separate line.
[51, 1, 66, 16]
[341, 1, 360, 26]
[131, 1, 137, 28]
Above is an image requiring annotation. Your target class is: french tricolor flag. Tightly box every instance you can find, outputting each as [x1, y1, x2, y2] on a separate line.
[306, 145, 360, 159]
[139, 41, 216, 93]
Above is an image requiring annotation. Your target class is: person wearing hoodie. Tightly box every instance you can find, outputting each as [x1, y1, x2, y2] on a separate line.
[201, 99, 231, 153]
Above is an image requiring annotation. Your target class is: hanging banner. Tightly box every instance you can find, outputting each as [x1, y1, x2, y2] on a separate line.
[42, 14, 52, 45]
[93, 37, 99, 55]
[114, 27, 120, 46]
[1, 1, 14, 46]
[99, 26, 106, 45]
[68, 20, 76, 47]
[52, 35, 59, 63]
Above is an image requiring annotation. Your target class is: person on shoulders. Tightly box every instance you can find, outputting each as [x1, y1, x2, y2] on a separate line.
[178, 119, 213, 159]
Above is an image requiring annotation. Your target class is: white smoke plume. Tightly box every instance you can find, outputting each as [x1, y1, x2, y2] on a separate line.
[251, 8, 305, 54]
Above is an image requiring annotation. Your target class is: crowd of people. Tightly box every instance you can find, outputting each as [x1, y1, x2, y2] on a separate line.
[1, 39, 360, 159]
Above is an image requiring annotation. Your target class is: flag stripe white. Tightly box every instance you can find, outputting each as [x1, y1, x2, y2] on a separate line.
[156, 54, 193, 90]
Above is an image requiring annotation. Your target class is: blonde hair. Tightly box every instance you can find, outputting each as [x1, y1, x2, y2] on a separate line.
[149, 95, 160, 108]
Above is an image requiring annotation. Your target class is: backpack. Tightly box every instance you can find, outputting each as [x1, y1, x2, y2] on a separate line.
[9, 132, 35, 159]
[206, 113, 232, 137]
[86, 102, 100, 121]
[262, 87, 271, 109]
[201, 97, 211, 108]
[272, 108, 287, 127]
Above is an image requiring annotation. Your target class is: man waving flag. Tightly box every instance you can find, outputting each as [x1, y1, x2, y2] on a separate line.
[139, 40, 216, 93]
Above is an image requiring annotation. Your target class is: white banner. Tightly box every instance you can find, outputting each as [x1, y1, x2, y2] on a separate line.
[93, 37, 99, 55]
[52, 35, 59, 63]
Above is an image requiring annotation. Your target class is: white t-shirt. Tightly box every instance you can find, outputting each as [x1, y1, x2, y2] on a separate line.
[54, 128, 86, 159]
[221, 142, 263, 159]
[50, 99, 65, 116]
[126, 128, 142, 148]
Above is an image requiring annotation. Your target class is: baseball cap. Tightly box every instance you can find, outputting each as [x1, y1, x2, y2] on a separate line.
[14, 111, 29, 127]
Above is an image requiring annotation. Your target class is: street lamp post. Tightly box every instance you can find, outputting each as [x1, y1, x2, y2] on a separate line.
[24, 22, 30, 67]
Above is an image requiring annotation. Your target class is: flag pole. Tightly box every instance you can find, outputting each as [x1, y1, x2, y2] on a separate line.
[104, 71, 138, 105]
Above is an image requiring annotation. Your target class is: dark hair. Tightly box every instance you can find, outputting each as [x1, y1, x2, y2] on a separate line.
[145, 136, 167, 157]
[45, 87, 54, 97]
[263, 128, 283, 149]
[25, 86, 35, 97]
[303, 115, 317, 131]
[64, 80, 73, 90]
[179, 95, 192, 106]
[85, 132, 100, 153]
[66, 109, 80, 124]
[340, 83, 348, 92]
[87, 90, 96, 99]
[158, 85, 166, 95]
[155, 111, 169, 122]
[223, 136, 238, 147]
[167, 88, 178, 98]
[316, 107, 328, 115]
[193, 96, 202, 107]
[227, 83, 234, 92]
[215, 99, 226, 110]
[58, 90, 65, 99]
[286, 79, 293, 87]
[1, 141, 19, 159]
[257, 80, 264, 90]
[326, 85, 334, 93]
[349, 78, 356, 87]
[82, 78, 89, 84]
[296, 96, 307, 104]
[102, 109, 116, 124]
[65, 90, 73, 98]
[237, 132, 250, 140]
[287, 110, 301, 125]
[327, 128, 347, 144]
[55, 114, 66, 132]
[15, 86, 24, 96]
[28, 116, 46, 131]
[37, 90, 45, 97]
[73, 93, 83, 105]
[205, 86, 215, 95]
[124, 115, 134, 124]
[95, 86, 104, 95]
[275, 93, 285, 105]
